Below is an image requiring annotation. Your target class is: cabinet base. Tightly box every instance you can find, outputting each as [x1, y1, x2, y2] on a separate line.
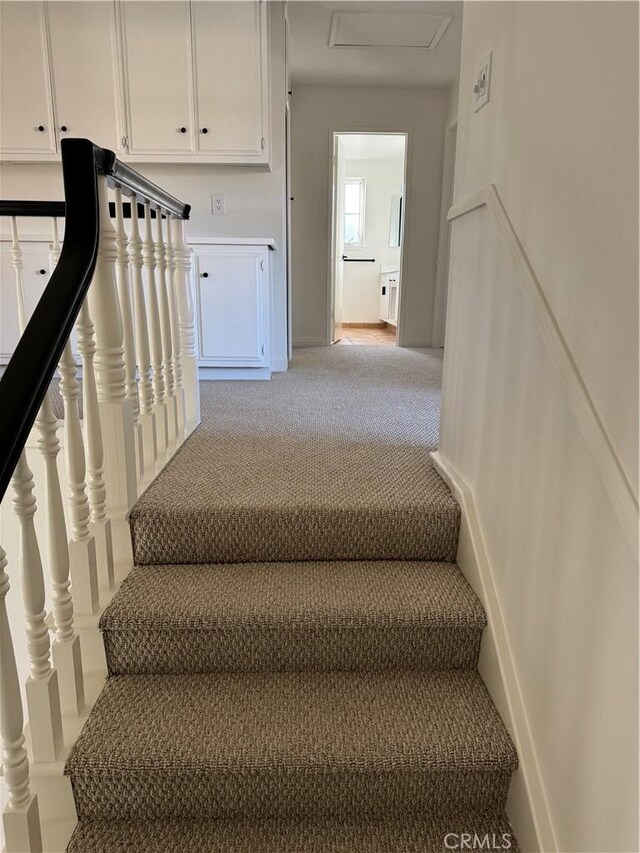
[198, 366, 272, 381]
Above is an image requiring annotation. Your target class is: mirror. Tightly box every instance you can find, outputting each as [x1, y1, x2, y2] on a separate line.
[389, 195, 403, 247]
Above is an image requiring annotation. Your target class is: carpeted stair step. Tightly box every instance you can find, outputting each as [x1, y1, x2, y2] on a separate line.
[65, 671, 517, 822]
[100, 560, 487, 674]
[129, 466, 460, 564]
[128, 349, 460, 566]
[67, 813, 520, 852]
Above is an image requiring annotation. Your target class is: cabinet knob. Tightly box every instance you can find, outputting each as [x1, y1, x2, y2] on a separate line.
[60, 125, 68, 132]
[179, 126, 187, 133]
[38, 268, 47, 275]
[37, 125, 45, 132]
[200, 127, 209, 134]
[201, 271, 209, 278]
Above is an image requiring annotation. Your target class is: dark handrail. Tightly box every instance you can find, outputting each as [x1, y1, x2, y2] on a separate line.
[0, 138, 189, 501]
[0, 201, 66, 218]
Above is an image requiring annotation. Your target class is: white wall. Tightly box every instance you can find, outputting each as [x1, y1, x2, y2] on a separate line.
[290, 85, 447, 346]
[0, 3, 289, 371]
[343, 157, 403, 324]
[440, 3, 638, 852]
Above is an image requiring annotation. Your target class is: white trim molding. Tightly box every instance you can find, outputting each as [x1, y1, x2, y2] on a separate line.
[448, 184, 639, 555]
[431, 450, 558, 853]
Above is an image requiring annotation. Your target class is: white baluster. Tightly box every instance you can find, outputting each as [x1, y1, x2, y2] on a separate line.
[165, 217, 186, 441]
[1, 546, 43, 853]
[155, 213, 179, 448]
[34, 390, 85, 716]
[172, 218, 200, 433]
[129, 195, 158, 479]
[58, 343, 100, 615]
[142, 202, 169, 461]
[87, 176, 137, 519]
[114, 188, 144, 483]
[77, 296, 116, 592]
[10, 217, 28, 331]
[10, 455, 63, 763]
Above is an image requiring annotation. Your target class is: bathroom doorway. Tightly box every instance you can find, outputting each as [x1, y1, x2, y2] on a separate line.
[329, 132, 408, 346]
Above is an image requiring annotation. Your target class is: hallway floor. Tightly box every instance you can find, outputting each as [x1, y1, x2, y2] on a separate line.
[337, 324, 397, 346]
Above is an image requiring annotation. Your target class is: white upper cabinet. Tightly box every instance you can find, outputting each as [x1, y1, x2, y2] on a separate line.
[46, 1, 125, 154]
[0, 2, 56, 157]
[0, 0, 270, 165]
[192, 1, 267, 161]
[118, 0, 195, 156]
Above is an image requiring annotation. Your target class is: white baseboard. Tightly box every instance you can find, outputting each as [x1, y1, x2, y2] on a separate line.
[198, 366, 272, 381]
[431, 450, 558, 853]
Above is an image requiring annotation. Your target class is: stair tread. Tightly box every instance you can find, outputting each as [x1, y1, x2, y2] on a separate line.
[66, 670, 517, 775]
[67, 814, 520, 852]
[100, 561, 486, 630]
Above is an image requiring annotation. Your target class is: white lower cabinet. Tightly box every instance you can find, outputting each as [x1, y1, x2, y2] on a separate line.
[380, 271, 400, 327]
[1, 241, 53, 361]
[193, 243, 270, 370]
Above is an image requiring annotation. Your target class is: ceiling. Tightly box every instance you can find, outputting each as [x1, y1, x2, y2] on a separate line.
[287, 1, 463, 89]
[339, 133, 407, 160]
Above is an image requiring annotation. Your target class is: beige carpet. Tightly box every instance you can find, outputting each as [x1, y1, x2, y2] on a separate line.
[130, 347, 460, 564]
[100, 560, 487, 674]
[65, 346, 518, 852]
[67, 814, 519, 852]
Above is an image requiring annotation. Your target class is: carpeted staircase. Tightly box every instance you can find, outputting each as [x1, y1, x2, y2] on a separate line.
[64, 347, 519, 851]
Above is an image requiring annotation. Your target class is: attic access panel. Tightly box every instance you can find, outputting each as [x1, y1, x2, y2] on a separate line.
[329, 11, 453, 50]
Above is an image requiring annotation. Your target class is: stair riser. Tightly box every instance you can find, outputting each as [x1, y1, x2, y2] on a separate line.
[102, 626, 483, 675]
[129, 507, 460, 566]
[69, 768, 513, 821]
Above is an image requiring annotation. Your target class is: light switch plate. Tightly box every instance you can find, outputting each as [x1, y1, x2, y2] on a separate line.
[211, 193, 226, 215]
[473, 51, 492, 112]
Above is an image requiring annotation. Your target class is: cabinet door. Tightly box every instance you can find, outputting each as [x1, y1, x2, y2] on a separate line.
[46, 1, 124, 153]
[195, 247, 268, 367]
[119, 0, 194, 154]
[0, 243, 53, 362]
[192, 1, 266, 159]
[0, 2, 56, 156]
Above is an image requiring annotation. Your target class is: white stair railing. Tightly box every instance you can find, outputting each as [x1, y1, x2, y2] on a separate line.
[0, 140, 196, 851]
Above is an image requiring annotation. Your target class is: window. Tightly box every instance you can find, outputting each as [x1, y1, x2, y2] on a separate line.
[344, 178, 365, 248]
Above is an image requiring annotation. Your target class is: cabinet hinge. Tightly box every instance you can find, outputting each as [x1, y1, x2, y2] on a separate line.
[261, 137, 265, 151]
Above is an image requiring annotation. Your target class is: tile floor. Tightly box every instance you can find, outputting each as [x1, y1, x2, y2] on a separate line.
[336, 325, 397, 346]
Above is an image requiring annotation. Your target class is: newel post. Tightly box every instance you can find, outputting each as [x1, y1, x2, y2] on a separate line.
[171, 218, 200, 433]
[87, 176, 137, 520]
[1, 546, 43, 853]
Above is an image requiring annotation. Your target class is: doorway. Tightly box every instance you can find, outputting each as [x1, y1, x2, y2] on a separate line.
[329, 133, 408, 347]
